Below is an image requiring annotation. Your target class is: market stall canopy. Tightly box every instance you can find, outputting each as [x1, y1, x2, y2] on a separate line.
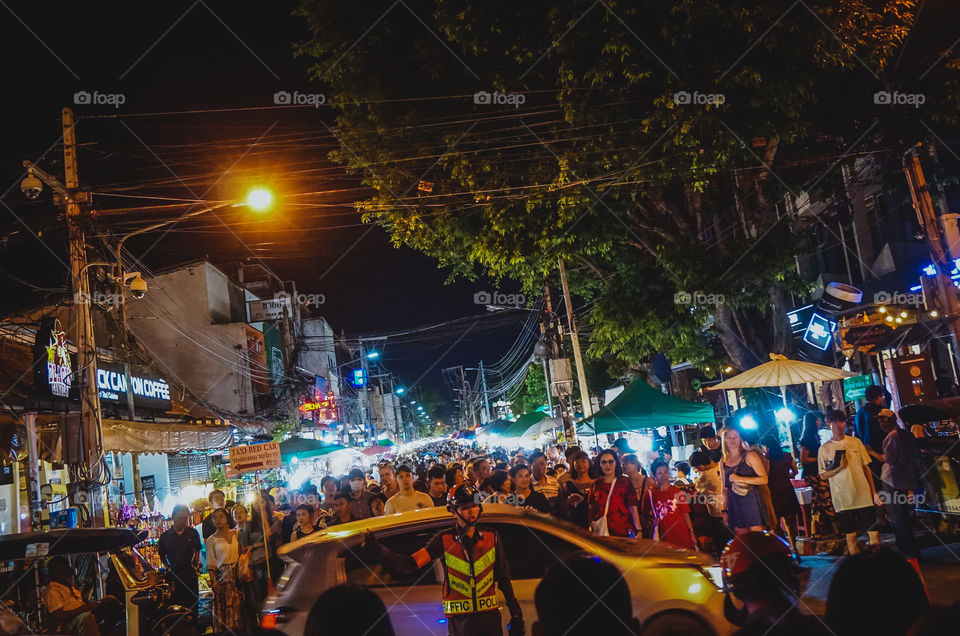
[578, 379, 715, 435]
[279, 438, 349, 461]
[500, 412, 547, 439]
[103, 420, 232, 453]
[0, 528, 147, 560]
[361, 439, 396, 456]
[709, 353, 854, 390]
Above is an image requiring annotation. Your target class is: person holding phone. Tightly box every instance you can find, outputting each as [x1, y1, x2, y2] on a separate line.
[819, 409, 880, 555]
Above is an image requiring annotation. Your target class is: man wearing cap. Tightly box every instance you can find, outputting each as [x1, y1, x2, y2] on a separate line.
[878, 408, 920, 556]
[364, 484, 523, 635]
[698, 426, 723, 464]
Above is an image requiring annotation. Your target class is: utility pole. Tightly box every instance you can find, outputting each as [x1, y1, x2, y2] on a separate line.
[558, 258, 592, 419]
[903, 145, 960, 362]
[478, 360, 491, 424]
[62, 108, 108, 525]
[359, 340, 370, 443]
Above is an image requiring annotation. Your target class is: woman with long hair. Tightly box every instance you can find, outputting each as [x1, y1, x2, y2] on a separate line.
[762, 436, 802, 548]
[556, 450, 594, 528]
[205, 508, 245, 634]
[623, 454, 656, 539]
[721, 427, 769, 534]
[587, 449, 640, 538]
[799, 411, 836, 536]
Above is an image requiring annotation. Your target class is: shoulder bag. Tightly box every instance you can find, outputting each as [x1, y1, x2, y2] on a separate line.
[590, 478, 617, 536]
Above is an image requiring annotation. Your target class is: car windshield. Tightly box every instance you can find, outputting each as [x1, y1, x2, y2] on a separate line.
[114, 546, 154, 582]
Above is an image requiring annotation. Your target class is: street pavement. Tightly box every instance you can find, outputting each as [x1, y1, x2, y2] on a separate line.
[799, 539, 960, 616]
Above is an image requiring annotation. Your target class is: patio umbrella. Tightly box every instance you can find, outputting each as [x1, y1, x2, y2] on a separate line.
[521, 417, 564, 440]
[709, 353, 854, 456]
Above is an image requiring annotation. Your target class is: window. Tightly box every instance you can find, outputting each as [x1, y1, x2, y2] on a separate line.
[492, 524, 582, 580]
[340, 527, 442, 588]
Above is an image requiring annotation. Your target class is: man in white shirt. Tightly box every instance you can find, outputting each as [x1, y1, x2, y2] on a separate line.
[819, 409, 880, 554]
[45, 556, 118, 636]
[384, 465, 434, 514]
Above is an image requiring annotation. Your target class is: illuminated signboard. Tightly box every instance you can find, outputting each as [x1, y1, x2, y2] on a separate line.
[786, 305, 814, 335]
[802, 312, 837, 351]
[34, 318, 72, 398]
[352, 369, 367, 388]
[96, 362, 171, 410]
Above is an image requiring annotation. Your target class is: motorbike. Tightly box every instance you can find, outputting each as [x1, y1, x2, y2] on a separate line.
[0, 528, 191, 636]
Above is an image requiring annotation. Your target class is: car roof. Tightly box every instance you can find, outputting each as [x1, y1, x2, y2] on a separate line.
[278, 504, 712, 566]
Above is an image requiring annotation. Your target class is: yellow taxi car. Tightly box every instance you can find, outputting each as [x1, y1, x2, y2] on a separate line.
[263, 504, 735, 635]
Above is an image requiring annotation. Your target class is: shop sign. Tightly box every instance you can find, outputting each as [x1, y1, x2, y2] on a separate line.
[228, 441, 282, 473]
[842, 324, 893, 348]
[248, 297, 292, 322]
[842, 374, 873, 402]
[35, 319, 72, 398]
[96, 362, 171, 410]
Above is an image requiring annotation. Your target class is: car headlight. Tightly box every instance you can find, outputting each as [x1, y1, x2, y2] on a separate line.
[699, 565, 724, 590]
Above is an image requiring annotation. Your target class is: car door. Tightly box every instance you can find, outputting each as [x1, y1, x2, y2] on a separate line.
[337, 527, 447, 636]
[487, 522, 585, 632]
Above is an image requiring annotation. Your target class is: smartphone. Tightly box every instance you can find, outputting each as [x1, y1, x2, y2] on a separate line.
[831, 449, 846, 469]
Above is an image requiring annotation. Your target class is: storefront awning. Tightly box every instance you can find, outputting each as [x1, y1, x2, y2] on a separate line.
[102, 419, 233, 453]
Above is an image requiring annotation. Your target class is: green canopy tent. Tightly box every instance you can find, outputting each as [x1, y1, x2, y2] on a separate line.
[279, 438, 349, 462]
[577, 380, 715, 435]
[498, 412, 547, 439]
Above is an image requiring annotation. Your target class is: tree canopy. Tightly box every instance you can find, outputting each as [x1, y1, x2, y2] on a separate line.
[295, 0, 960, 371]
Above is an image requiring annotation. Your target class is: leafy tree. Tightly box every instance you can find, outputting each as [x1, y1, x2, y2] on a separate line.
[295, 0, 959, 370]
[509, 363, 547, 415]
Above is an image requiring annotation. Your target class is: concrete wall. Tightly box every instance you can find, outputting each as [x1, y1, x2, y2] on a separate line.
[126, 262, 254, 415]
[299, 317, 339, 398]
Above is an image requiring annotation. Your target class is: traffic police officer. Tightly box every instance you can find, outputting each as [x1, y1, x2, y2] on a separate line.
[364, 483, 524, 635]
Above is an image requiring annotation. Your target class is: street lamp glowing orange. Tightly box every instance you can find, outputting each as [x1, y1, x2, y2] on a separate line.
[246, 188, 273, 211]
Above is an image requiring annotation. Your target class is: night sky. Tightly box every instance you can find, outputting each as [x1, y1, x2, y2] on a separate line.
[0, 1, 528, 394]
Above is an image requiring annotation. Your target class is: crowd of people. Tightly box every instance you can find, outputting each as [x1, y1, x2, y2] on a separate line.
[146, 386, 935, 635]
